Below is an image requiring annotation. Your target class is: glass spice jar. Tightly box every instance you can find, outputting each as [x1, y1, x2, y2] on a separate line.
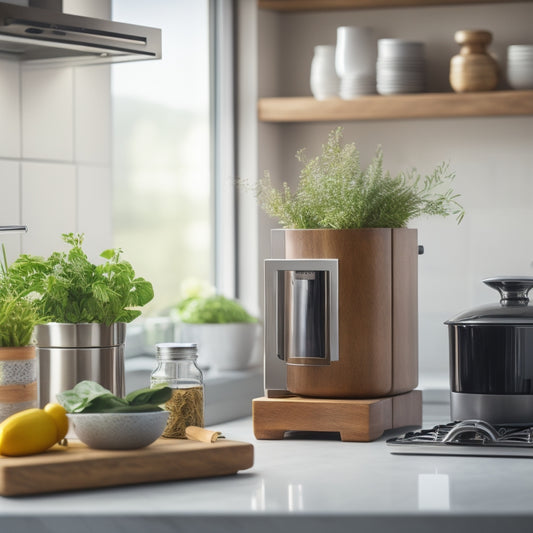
[150, 342, 204, 439]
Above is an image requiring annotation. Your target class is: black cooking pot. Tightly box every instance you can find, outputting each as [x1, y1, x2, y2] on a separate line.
[445, 277, 533, 425]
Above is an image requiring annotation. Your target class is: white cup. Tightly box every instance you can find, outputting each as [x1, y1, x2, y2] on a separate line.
[506, 45, 533, 89]
[335, 26, 376, 78]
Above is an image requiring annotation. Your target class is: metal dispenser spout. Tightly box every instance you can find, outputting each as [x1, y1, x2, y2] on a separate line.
[264, 258, 339, 394]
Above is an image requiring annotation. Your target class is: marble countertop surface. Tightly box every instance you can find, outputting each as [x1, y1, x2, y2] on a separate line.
[1, 401, 533, 533]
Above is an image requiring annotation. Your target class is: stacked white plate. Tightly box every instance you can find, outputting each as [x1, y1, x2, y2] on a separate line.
[377, 39, 426, 95]
[507, 45, 533, 90]
[339, 73, 376, 98]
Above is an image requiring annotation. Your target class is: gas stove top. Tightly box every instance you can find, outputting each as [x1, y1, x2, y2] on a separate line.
[387, 419, 533, 457]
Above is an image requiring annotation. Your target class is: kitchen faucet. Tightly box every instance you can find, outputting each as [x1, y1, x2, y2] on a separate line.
[0, 226, 27, 234]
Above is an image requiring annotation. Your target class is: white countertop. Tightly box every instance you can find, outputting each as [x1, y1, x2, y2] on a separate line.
[1, 400, 533, 533]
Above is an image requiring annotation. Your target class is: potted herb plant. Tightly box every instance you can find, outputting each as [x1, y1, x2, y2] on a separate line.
[0, 245, 42, 421]
[253, 127, 464, 398]
[9, 233, 154, 407]
[174, 280, 259, 371]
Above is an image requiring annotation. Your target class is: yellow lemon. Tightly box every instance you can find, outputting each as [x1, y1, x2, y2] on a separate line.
[44, 402, 69, 441]
[0, 408, 58, 456]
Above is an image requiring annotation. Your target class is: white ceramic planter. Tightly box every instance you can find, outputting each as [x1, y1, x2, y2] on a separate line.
[176, 322, 259, 371]
[0, 346, 38, 422]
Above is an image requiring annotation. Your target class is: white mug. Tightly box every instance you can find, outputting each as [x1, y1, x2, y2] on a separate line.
[335, 26, 376, 78]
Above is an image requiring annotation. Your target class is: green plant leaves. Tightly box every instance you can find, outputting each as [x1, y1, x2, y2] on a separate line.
[0, 244, 42, 347]
[0, 296, 40, 347]
[56, 381, 122, 413]
[7, 233, 154, 325]
[255, 127, 464, 229]
[176, 294, 257, 324]
[125, 385, 172, 406]
[57, 380, 172, 413]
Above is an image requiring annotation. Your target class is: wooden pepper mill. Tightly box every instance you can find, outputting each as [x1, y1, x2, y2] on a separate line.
[450, 30, 499, 92]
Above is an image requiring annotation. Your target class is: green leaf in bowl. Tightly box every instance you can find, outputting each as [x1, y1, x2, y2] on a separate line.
[57, 380, 173, 414]
[125, 384, 172, 406]
[57, 380, 127, 413]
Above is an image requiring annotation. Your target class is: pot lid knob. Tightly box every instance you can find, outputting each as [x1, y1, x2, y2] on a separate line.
[483, 277, 533, 306]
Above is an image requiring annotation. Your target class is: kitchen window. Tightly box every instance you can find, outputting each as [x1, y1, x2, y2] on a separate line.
[111, 0, 235, 320]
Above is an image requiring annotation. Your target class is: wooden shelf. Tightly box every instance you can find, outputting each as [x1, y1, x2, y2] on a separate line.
[259, 0, 533, 11]
[258, 91, 533, 122]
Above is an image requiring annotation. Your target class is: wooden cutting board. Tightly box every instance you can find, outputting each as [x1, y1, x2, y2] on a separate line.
[0, 437, 254, 497]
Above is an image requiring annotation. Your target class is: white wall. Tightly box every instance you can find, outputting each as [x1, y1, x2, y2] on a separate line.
[0, 0, 112, 264]
[247, 2, 533, 387]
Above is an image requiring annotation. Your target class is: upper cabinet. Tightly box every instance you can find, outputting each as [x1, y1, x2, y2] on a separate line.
[257, 0, 533, 122]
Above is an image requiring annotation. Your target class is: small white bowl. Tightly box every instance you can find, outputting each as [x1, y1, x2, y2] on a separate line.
[508, 45, 533, 56]
[378, 39, 425, 59]
[177, 322, 260, 371]
[68, 411, 170, 450]
[507, 64, 533, 89]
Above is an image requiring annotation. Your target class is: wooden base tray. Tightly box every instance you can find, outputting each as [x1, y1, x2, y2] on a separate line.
[0, 437, 254, 497]
[253, 389, 422, 442]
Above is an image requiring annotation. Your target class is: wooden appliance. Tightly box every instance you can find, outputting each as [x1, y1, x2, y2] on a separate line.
[253, 228, 422, 442]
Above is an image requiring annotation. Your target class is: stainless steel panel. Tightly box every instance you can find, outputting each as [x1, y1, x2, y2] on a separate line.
[264, 259, 339, 393]
[0, 2, 161, 66]
[451, 391, 533, 425]
[35, 323, 127, 406]
[34, 322, 126, 348]
[278, 270, 329, 360]
[38, 346, 125, 407]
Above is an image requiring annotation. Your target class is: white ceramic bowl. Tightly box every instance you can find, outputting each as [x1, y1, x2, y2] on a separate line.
[177, 322, 260, 371]
[508, 45, 533, 57]
[507, 61, 533, 89]
[377, 39, 425, 59]
[68, 411, 170, 450]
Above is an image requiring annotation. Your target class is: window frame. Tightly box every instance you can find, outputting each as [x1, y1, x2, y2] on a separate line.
[211, 0, 238, 299]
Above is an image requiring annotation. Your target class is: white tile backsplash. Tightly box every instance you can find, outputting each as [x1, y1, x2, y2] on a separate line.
[74, 66, 111, 165]
[0, 160, 22, 261]
[77, 165, 113, 260]
[0, 161, 20, 221]
[21, 162, 77, 256]
[0, 58, 20, 159]
[0, 42, 112, 260]
[21, 67, 74, 161]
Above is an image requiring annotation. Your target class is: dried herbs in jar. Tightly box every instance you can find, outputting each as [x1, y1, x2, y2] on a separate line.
[150, 343, 204, 439]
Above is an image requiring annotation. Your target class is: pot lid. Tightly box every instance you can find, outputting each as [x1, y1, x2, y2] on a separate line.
[445, 277, 533, 325]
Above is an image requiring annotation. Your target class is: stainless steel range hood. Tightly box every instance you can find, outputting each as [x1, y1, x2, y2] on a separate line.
[0, 1, 161, 67]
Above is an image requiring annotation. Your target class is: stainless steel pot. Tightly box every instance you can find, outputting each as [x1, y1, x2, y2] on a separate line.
[446, 277, 533, 425]
[35, 323, 126, 407]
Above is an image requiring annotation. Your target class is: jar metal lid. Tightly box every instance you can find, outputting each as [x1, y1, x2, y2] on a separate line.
[156, 342, 198, 359]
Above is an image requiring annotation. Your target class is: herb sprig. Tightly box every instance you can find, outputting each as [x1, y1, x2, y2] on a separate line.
[254, 127, 464, 229]
[8, 233, 154, 325]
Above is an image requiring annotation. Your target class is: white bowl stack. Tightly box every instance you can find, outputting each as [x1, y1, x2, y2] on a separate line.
[507, 45, 533, 90]
[335, 26, 377, 98]
[377, 39, 426, 95]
